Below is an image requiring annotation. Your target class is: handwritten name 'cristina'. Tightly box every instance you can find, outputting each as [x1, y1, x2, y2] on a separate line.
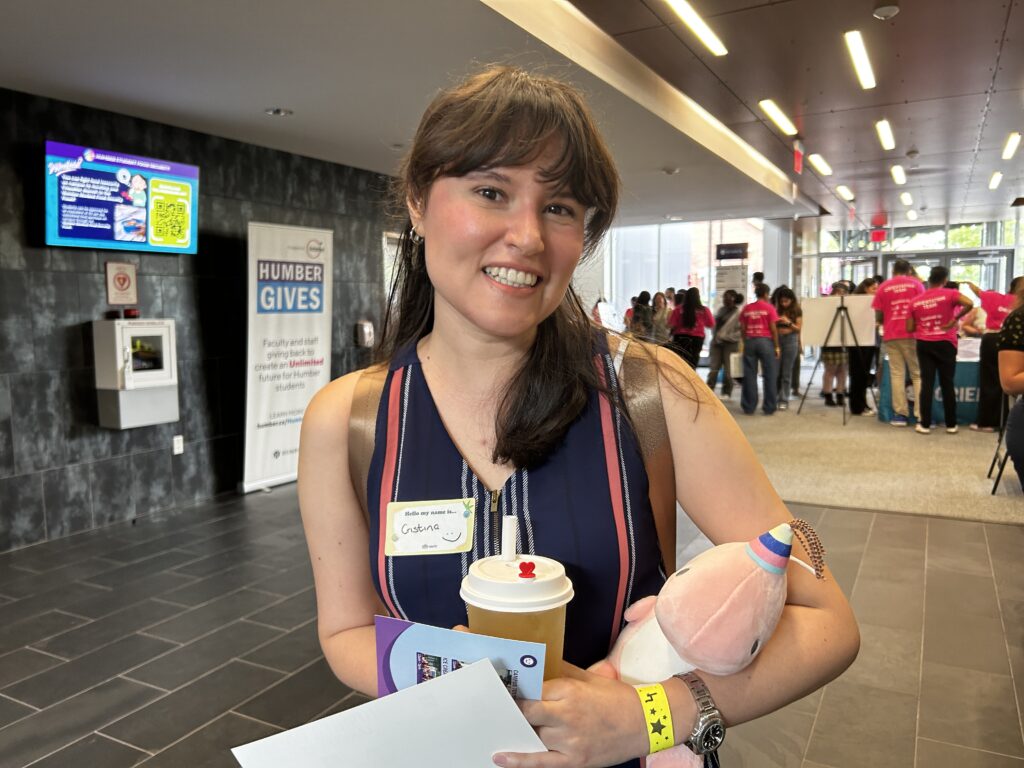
[400, 522, 440, 535]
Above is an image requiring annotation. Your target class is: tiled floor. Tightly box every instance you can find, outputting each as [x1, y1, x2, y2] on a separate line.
[0, 489, 1020, 767]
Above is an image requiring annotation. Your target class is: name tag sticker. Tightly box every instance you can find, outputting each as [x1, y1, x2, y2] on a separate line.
[385, 498, 475, 556]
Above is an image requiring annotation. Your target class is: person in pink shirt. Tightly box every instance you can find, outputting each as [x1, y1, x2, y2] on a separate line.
[872, 259, 925, 426]
[906, 266, 974, 434]
[739, 283, 780, 415]
[964, 278, 1023, 431]
[669, 286, 714, 368]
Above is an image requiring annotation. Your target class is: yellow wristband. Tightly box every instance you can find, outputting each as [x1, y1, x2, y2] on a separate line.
[635, 683, 674, 754]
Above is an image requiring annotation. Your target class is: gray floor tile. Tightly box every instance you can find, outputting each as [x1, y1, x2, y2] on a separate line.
[0, 677, 162, 766]
[0, 582, 109, 628]
[145, 589, 283, 644]
[0, 693, 34, 728]
[134, 713, 281, 767]
[718, 704, 815, 768]
[316, 690, 371, 719]
[0, 610, 88, 655]
[158, 562, 280, 607]
[234, 657, 352, 730]
[101, 529, 209, 564]
[858, 541, 925, 583]
[101, 660, 283, 752]
[869, 514, 927, 550]
[926, 568, 1001, 620]
[840, 621, 921, 696]
[916, 738, 1024, 767]
[241, 619, 321, 673]
[64, 570, 197, 619]
[244, 587, 315, 630]
[923, 610, 1011, 675]
[919, 661, 1024, 757]
[245, 562, 313, 597]
[0, 558, 118, 600]
[3, 632, 176, 708]
[32, 599, 184, 659]
[169, 541, 286, 578]
[804, 678, 917, 768]
[84, 551, 202, 589]
[126, 620, 282, 691]
[28, 732, 148, 768]
[0, 647, 62, 688]
[851, 573, 924, 633]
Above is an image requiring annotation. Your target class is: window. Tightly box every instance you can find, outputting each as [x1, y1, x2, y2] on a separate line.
[891, 225, 946, 251]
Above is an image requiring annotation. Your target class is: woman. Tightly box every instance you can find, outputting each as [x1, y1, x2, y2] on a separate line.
[297, 66, 857, 768]
[705, 289, 742, 398]
[773, 287, 802, 411]
[847, 278, 879, 416]
[998, 285, 1024, 490]
[651, 291, 671, 343]
[740, 283, 780, 415]
[669, 286, 714, 369]
[630, 290, 654, 338]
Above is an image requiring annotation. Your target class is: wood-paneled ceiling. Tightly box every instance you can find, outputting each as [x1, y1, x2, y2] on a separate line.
[569, 0, 1024, 230]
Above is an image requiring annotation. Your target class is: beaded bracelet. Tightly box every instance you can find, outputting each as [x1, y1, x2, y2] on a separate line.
[635, 683, 675, 754]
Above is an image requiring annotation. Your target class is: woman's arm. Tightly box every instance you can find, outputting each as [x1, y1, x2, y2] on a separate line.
[497, 348, 859, 768]
[999, 350, 1024, 395]
[297, 371, 387, 697]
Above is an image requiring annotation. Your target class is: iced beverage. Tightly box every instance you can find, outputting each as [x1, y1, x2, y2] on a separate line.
[461, 553, 573, 680]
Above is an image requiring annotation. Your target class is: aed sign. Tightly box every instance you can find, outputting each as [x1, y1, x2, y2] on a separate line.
[256, 259, 324, 313]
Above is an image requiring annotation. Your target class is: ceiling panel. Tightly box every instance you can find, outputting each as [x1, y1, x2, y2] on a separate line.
[566, 0, 663, 35]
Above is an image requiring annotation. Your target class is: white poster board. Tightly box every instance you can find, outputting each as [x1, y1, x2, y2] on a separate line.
[801, 295, 876, 347]
[242, 223, 333, 493]
[714, 264, 747, 309]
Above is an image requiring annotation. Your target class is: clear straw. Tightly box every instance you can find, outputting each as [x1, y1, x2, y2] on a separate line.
[501, 515, 517, 561]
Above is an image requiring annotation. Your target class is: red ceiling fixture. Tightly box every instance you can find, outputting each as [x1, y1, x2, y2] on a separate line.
[870, 212, 888, 227]
[870, 228, 888, 243]
[793, 139, 804, 175]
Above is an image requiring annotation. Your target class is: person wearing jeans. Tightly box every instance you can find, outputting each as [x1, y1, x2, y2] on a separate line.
[772, 287, 802, 411]
[739, 283, 779, 415]
[705, 290, 742, 398]
[874, 259, 925, 425]
[907, 266, 974, 434]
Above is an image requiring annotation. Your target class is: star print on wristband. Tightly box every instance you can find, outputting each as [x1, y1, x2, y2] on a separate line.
[635, 683, 675, 754]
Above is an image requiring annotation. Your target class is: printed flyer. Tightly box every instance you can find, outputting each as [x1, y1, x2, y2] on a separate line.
[375, 616, 545, 700]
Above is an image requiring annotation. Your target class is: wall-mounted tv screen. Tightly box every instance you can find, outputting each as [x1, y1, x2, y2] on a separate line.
[45, 141, 199, 255]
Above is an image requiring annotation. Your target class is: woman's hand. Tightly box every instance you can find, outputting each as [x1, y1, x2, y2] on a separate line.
[493, 662, 649, 768]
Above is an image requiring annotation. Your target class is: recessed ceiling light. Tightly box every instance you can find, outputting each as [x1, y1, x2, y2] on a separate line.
[808, 153, 833, 175]
[990, 171, 1003, 190]
[873, 3, 900, 21]
[665, 214, 684, 221]
[844, 31, 877, 89]
[837, 185, 855, 201]
[1003, 132, 1021, 160]
[907, 209, 918, 221]
[891, 165, 907, 185]
[264, 107, 294, 117]
[665, 0, 728, 56]
[900, 192, 913, 206]
[876, 119, 896, 151]
[758, 99, 798, 136]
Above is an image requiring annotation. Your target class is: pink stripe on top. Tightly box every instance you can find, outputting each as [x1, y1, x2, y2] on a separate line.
[376, 368, 404, 619]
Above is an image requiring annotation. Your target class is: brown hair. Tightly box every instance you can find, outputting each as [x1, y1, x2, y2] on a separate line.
[377, 66, 621, 468]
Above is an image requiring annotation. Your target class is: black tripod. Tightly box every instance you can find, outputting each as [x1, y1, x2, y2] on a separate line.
[797, 296, 875, 425]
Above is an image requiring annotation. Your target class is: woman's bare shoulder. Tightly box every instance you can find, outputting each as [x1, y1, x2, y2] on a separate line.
[302, 365, 386, 445]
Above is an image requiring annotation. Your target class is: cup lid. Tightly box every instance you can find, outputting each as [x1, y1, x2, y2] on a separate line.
[460, 554, 574, 613]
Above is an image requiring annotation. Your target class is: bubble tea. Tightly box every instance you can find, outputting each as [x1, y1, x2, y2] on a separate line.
[460, 517, 573, 680]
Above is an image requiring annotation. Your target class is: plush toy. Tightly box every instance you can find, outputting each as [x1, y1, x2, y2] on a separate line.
[596, 521, 823, 768]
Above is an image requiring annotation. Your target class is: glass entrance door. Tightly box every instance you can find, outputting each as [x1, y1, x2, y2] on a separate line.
[949, 253, 1006, 292]
[842, 258, 878, 286]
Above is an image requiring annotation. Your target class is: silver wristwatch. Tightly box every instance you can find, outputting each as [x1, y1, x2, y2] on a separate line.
[676, 671, 726, 755]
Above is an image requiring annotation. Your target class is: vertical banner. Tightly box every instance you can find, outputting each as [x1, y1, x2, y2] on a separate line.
[242, 223, 333, 493]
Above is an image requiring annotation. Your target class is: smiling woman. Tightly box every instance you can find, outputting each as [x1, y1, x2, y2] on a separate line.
[297, 65, 858, 768]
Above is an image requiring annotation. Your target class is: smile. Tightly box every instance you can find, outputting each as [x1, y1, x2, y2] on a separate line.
[483, 266, 538, 288]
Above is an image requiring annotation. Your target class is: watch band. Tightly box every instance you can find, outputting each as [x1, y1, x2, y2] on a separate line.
[676, 671, 726, 756]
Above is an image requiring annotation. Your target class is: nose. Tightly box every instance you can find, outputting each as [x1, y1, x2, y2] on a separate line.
[504, 206, 544, 256]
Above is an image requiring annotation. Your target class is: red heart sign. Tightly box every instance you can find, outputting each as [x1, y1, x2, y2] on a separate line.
[114, 273, 131, 291]
[518, 562, 536, 579]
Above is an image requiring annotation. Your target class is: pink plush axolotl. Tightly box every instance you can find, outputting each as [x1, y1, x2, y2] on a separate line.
[596, 523, 803, 768]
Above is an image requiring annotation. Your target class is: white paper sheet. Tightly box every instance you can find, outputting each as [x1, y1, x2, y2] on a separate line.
[231, 660, 546, 768]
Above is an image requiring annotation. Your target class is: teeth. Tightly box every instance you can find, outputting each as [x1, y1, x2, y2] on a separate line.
[485, 266, 538, 288]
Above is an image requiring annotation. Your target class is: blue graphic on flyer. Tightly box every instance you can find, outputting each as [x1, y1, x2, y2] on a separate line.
[375, 616, 545, 700]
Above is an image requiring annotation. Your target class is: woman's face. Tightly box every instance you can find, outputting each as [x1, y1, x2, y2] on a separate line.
[409, 147, 585, 342]
[654, 294, 666, 311]
[780, 297, 792, 309]
[866, 283, 878, 295]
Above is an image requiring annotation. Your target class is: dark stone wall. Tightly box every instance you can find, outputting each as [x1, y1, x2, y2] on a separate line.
[0, 88, 389, 553]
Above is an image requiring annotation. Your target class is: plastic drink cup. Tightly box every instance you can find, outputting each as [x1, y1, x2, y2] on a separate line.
[460, 553, 573, 680]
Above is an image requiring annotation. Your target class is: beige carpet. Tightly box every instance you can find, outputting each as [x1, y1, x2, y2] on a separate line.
[721, 389, 1023, 525]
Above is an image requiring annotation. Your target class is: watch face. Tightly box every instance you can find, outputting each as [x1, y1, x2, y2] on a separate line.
[701, 723, 726, 751]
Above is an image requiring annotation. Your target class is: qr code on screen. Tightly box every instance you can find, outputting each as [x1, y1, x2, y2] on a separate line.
[152, 200, 188, 240]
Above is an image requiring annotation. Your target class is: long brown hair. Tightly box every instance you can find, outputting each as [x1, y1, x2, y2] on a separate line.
[377, 66, 621, 468]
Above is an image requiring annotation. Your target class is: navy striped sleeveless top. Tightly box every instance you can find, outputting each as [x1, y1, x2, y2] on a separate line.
[366, 339, 666, 766]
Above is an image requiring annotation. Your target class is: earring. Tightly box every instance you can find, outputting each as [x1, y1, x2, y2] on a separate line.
[410, 227, 424, 245]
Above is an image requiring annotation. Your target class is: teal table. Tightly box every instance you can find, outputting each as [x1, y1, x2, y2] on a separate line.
[877, 358, 979, 425]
